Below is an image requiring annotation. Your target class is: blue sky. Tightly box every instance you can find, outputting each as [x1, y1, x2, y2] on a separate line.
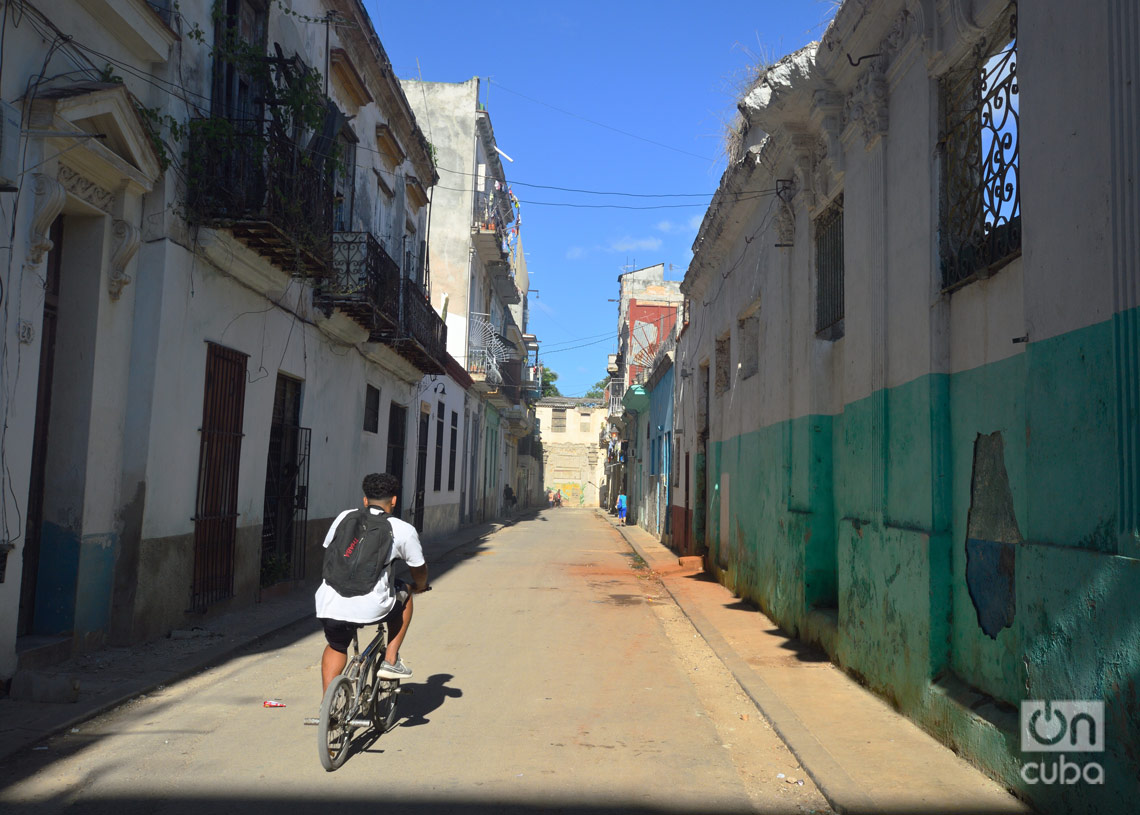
[366, 1, 835, 397]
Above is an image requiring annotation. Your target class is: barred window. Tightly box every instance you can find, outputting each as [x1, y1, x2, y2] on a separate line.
[552, 408, 567, 432]
[939, 3, 1019, 290]
[815, 195, 845, 338]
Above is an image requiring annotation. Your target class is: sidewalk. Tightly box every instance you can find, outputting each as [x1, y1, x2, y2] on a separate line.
[0, 515, 518, 763]
[602, 511, 1032, 815]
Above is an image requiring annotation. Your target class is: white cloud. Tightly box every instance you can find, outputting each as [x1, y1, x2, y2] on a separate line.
[609, 236, 662, 252]
[655, 220, 678, 233]
[565, 246, 585, 259]
[688, 214, 704, 230]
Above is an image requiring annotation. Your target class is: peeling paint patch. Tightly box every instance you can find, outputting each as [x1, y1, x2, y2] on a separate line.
[965, 432, 1021, 639]
[965, 538, 1015, 639]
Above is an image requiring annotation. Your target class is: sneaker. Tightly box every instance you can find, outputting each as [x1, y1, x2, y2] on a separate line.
[377, 657, 412, 680]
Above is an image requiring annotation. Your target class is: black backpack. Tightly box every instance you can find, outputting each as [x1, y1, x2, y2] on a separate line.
[322, 507, 395, 597]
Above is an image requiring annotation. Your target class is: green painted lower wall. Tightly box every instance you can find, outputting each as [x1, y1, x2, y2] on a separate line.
[705, 311, 1140, 814]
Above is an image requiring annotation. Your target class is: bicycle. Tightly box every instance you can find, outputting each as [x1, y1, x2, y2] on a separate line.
[313, 587, 429, 771]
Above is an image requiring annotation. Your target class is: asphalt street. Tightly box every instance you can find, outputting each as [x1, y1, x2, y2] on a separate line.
[0, 509, 831, 815]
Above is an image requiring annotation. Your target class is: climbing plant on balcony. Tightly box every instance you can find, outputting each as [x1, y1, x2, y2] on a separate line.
[181, 0, 342, 267]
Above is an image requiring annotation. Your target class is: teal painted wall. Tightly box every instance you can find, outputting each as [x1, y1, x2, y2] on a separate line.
[705, 310, 1140, 814]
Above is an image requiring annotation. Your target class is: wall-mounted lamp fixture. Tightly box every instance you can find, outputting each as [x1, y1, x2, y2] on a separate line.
[433, 383, 447, 396]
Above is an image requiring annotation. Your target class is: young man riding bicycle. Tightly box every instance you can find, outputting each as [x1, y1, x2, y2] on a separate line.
[315, 473, 429, 692]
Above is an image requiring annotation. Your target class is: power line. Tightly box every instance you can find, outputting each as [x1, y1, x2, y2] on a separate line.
[539, 329, 617, 349]
[489, 79, 714, 163]
[538, 336, 615, 355]
[516, 196, 766, 211]
[22, 24, 775, 207]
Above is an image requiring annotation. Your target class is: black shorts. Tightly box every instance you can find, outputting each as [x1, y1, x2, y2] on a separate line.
[319, 581, 409, 654]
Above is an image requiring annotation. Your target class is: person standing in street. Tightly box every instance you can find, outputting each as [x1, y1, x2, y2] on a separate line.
[616, 492, 627, 524]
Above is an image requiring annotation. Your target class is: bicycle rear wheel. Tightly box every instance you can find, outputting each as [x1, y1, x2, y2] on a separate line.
[318, 675, 353, 771]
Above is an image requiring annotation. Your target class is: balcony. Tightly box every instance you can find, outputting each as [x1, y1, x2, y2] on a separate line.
[317, 232, 446, 373]
[521, 365, 542, 400]
[186, 117, 332, 276]
[607, 379, 626, 418]
[472, 190, 509, 264]
[378, 277, 447, 374]
[490, 262, 520, 305]
[468, 312, 509, 388]
[317, 231, 400, 335]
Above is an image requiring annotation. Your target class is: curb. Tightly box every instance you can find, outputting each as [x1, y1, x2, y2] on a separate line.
[603, 512, 874, 815]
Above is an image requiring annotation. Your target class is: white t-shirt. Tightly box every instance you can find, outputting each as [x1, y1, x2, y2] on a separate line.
[313, 506, 425, 623]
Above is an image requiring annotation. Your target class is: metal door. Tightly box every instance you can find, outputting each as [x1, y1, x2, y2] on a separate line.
[413, 410, 429, 531]
[191, 343, 249, 611]
[17, 218, 63, 634]
[385, 403, 407, 517]
[260, 374, 309, 586]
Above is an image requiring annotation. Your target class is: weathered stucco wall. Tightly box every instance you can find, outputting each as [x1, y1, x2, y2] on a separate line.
[677, 0, 1140, 811]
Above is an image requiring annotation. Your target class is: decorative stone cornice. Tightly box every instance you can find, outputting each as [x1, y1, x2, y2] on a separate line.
[790, 133, 819, 211]
[58, 164, 114, 212]
[108, 219, 140, 300]
[844, 59, 889, 149]
[811, 90, 846, 175]
[27, 174, 66, 268]
[738, 45, 819, 136]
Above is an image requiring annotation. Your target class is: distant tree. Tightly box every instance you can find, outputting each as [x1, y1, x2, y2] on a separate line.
[584, 378, 608, 399]
[541, 365, 561, 398]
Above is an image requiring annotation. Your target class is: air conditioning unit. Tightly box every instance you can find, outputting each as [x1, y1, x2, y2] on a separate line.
[0, 100, 21, 191]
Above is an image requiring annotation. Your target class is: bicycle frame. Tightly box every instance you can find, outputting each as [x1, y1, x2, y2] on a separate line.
[345, 623, 389, 716]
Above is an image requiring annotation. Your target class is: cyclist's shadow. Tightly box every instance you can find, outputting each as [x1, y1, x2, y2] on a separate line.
[393, 673, 462, 728]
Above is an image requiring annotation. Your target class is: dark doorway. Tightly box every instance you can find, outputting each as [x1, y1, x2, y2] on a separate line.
[413, 409, 429, 531]
[385, 402, 407, 518]
[260, 374, 309, 587]
[18, 218, 63, 636]
[191, 342, 249, 611]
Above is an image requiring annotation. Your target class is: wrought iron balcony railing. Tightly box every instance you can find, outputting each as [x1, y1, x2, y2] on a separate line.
[473, 190, 508, 240]
[467, 347, 502, 385]
[316, 231, 401, 333]
[186, 117, 333, 276]
[396, 277, 447, 371]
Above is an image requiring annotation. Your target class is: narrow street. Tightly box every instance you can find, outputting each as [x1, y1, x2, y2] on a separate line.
[0, 510, 833, 815]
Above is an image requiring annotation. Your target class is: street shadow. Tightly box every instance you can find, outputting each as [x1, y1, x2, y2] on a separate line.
[393, 673, 462, 728]
[0, 514, 553, 781]
[0, 790, 1033, 814]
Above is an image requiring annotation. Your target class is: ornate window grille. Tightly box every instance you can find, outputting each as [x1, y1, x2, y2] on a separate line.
[939, 3, 1020, 290]
[815, 195, 845, 337]
[468, 312, 507, 384]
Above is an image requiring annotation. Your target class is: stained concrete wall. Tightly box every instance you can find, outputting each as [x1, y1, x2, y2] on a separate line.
[676, 1, 1140, 812]
[402, 79, 480, 362]
[0, 0, 456, 674]
[535, 401, 607, 506]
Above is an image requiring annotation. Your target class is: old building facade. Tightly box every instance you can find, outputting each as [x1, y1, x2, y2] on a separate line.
[0, 0, 533, 683]
[401, 77, 542, 524]
[673, 0, 1140, 811]
[534, 397, 607, 507]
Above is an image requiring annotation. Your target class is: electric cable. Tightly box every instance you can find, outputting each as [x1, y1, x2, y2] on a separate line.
[489, 79, 713, 163]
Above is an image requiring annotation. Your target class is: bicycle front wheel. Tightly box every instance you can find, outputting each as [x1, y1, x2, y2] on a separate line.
[318, 675, 353, 771]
